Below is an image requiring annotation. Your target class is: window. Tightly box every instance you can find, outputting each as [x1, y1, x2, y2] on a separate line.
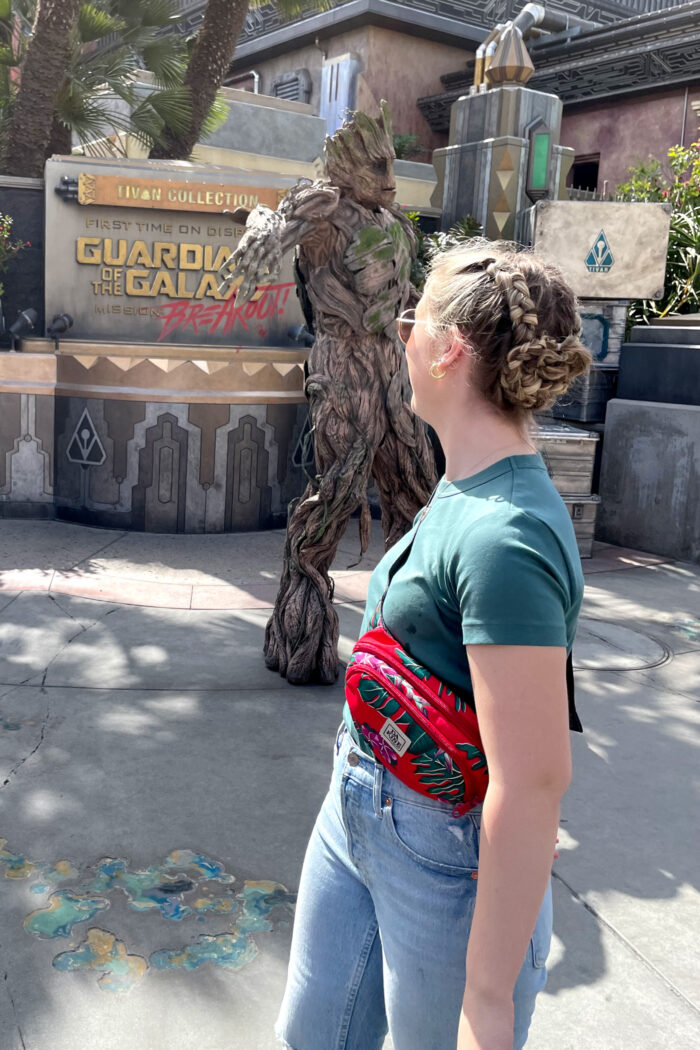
[569, 154, 600, 193]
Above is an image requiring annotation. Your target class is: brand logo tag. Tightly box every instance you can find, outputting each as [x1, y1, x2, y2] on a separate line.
[585, 229, 614, 273]
[380, 719, 411, 757]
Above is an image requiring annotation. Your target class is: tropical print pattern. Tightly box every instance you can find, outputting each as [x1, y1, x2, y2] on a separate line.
[345, 617, 489, 813]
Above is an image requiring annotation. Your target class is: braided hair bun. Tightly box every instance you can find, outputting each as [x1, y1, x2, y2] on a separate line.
[424, 242, 592, 418]
[501, 333, 591, 412]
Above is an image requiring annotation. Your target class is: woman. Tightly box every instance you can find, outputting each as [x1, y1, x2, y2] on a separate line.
[276, 243, 591, 1050]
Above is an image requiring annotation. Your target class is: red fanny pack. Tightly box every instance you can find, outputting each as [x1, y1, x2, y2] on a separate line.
[345, 619, 488, 816]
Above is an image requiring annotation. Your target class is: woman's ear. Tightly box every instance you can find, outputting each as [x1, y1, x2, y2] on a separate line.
[441, 328, 473, 368]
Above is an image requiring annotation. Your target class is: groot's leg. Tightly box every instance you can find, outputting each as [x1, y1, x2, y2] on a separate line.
[371, 347, 437, 549]
[264, 336, 382, 685]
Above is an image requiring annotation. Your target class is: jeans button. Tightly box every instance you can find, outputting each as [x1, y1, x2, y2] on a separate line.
[347, 752, 360, 767]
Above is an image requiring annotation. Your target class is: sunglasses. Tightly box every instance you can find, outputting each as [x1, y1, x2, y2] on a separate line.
[397, 309, 429, 347]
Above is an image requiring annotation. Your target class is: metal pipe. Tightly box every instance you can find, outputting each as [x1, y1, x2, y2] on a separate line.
[483, 37, 499, 80]
[513, 2, 598, 37]
[228, 70, 260, 93]
[681, 85, 689, 145]
[473, 25, 503, 91]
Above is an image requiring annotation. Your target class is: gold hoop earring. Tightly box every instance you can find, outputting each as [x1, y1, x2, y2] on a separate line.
[429, 363, 447, 380]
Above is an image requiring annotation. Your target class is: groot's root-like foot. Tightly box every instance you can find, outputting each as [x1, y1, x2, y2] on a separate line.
[264, 573, 339, 685]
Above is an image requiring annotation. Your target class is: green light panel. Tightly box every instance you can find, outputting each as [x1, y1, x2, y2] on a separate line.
[531, 133, 550, 190]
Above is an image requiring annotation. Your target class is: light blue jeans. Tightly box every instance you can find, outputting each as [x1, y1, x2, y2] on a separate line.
[276, 725, 552, 1050]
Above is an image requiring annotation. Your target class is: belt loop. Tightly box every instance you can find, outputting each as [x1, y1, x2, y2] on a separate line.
[372, 763, 383, 818]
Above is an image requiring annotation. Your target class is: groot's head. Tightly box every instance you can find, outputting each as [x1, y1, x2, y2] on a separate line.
[324, 100, 396, 209]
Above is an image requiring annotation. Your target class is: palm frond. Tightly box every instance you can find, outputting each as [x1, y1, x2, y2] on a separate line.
[111, 0, 180, 29]
[142, 87, 192, 136]
[73, 45, 140, 87]
[199, 92, 228, 140]
[127, 104, 166, 146]
[141, 38, 187, 89]
[78, 4, 125, 43]
[58, 98, 121, 143]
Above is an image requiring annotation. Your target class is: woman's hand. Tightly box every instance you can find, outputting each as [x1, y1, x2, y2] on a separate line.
[457, 990, 514, 1050]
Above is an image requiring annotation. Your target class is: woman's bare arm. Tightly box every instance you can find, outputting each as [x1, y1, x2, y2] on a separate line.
[458, 644, 571, 1050]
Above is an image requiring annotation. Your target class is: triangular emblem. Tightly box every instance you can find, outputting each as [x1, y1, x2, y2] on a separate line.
[585, 230, 614, 273]
[106, 356, 135, 371]
[273, 362, 300, 378]
[242, 362, 267, 376]
[66, 408, 106, 466]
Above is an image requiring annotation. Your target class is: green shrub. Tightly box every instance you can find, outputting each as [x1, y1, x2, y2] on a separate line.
[617, 143, 700, 325]
[406, 212, 482, 292]
[0, 213, 28, 297]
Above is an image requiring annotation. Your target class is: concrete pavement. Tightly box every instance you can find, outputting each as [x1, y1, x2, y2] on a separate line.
[0, 519, 698, 1050]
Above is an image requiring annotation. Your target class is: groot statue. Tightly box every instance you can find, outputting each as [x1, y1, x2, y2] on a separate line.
[222, 102, 437, 685]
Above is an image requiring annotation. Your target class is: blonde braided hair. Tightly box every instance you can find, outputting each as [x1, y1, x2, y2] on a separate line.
[424, 242, 592, 417]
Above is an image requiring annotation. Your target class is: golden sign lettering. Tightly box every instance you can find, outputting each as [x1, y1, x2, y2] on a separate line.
[76, 236, 236, 301]
[76, 173, 284, 213]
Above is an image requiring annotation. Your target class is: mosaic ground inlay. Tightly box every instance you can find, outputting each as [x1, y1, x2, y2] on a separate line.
[1, 837, 295, 992]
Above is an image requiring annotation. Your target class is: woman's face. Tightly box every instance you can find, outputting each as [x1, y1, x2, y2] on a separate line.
[403, 295, 445, 426]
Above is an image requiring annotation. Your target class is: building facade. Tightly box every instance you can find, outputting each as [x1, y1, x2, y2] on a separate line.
[213, 0, 700, 195]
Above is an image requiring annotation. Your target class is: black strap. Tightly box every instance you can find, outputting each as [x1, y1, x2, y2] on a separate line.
[567, 653, 582, 733]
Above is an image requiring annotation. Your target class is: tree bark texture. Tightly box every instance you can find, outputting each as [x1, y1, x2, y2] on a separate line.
[225, 150, 438, 684]
[264, 327, 437, 685]
[46, 110, 72, 160]
[3, 0, 83, 178]
[150, 0, 249, 160]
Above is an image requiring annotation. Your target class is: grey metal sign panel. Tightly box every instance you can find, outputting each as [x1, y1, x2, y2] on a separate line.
[530, 200, 671, 300]
[45, 156, 306, 347]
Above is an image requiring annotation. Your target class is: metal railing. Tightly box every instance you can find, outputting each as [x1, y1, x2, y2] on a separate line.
[566, 186, 625, 201]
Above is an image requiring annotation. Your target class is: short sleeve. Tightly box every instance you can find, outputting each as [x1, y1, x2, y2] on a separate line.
[452, 517, 569, 647]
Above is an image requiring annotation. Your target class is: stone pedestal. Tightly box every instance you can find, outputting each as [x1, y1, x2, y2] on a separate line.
[431, 85, 572, 241]
[598, 399, 700, 563]
[0, 342, 311, 532]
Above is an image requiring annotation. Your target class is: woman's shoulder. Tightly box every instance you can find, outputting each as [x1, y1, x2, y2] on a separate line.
[439, 470, 581, 583]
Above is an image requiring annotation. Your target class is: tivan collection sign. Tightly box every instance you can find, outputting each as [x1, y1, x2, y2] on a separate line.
[75, 173, 283, 213]
[46, 157, 304, 347]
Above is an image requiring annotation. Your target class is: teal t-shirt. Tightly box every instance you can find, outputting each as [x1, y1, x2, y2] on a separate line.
[343, 453, 584, 745]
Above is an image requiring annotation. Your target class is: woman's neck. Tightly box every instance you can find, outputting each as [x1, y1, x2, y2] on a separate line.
[436, 404, 536, 482]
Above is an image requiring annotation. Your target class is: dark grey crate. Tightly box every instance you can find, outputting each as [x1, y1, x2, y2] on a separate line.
[551, 364, 618, 423]
[618, 343, 700, 405]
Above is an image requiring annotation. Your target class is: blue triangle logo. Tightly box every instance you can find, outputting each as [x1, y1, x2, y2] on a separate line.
[585, 230, 614, 273]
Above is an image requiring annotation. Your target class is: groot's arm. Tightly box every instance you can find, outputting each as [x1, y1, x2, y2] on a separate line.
[391, 203, 421, 306]
[221, 181, 341, 304]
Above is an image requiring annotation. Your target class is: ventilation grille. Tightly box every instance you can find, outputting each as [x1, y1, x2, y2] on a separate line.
[271, 69, 312, 104]
[274, 78, 302, 101]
